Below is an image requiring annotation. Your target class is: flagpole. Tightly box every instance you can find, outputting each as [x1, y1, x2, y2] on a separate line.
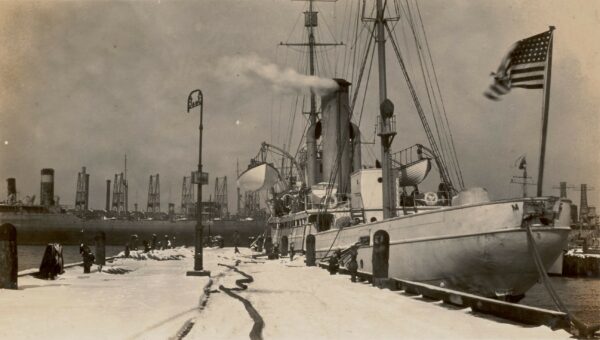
[536, 26, 555, 197]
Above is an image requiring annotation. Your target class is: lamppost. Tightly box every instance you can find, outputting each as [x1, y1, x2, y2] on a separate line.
[186, 89, 210, 277]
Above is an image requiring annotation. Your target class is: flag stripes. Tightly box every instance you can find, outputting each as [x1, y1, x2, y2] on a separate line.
[484, 30, 553, 100]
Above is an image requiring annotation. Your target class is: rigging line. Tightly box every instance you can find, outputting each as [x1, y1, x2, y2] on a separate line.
[285, 55, 302, 155]
[269, 45, 281, 144]
[397, 1, 413, 72]
[284, 7, 304, 45]
[341, 1, 354, 77]
[349, 4, 370, 88]
[405, 1, 459, 188]
[404, 2, 452, 175]
[287, 94, 300, 154]
[384, 22, 455, 192]
[394, 0, 401, 17]
[414, 1, 464, 188]
[340, 0, 350, 78]
[349, 27, 375, 119]
[406, 1, 457, 187]
[317, 2, 341, 47]
[404, 2, 443, 147]
[294, 117, 310, 159]
[315, 37, 334, 78]
[357, 40, 376, 127]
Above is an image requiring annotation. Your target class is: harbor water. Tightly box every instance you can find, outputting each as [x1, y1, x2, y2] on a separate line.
[521, 277, 600, 325]
[18, 245, 124, 272]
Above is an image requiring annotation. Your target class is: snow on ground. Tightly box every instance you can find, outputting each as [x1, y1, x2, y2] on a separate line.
[0, 247, 572, 339]
[190, 250, 572, 340]
[0, 247, 209, 340]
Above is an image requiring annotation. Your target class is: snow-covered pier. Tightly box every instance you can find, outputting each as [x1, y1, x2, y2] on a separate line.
[0, 247, 573, 339]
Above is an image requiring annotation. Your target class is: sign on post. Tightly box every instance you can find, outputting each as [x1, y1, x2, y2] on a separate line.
[192, 171, 209, 185]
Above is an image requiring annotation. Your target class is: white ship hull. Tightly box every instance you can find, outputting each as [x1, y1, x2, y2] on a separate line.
[270, 198, 570, 298]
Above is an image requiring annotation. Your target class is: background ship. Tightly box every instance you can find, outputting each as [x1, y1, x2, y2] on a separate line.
[1, 168, 266, 246]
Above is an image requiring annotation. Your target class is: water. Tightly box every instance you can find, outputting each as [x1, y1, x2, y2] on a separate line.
[18, 245, 124, 271]
[521, 277, 600, 325]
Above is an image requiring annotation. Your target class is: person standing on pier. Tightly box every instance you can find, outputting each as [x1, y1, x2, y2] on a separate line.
[151, 234, 157, 250]
[79, 243, 94, 274]
[164, 235, 170, 249]
[233, 230, 240, 254]
[348, 249, 358, 282]
[328, 250, 341, 275]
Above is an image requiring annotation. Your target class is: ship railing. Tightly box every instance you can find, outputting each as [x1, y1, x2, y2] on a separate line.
[521, 197, 561, 228]
[304, 193, 351, 211]
[391, 144, 424, 168]
[376, 115, 397, 137]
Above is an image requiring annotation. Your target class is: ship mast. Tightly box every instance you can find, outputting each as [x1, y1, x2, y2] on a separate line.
[375, 0, 396, 218]
[280, 0, 342, 187]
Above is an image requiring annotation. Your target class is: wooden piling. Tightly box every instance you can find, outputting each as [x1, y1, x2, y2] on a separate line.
[0, 223, 18, 289]
[95, 231, 106, 267]
[305, 234, 316, 266]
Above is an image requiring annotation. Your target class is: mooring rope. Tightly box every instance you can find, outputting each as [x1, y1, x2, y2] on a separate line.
[526, 225, 599, 337]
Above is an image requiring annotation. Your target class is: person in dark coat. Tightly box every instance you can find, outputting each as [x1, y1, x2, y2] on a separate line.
[151, 234, 157, 250]
[143, 240, 150, 253]
[79, 243, 94, 274]
[233, 230, 240, 254]
[289, 242, 295, 261]
[348, 249, 359, 282]
[130, 234, 139, 250]
[328, 250, 341, 275]
[38, 244, 64, 280]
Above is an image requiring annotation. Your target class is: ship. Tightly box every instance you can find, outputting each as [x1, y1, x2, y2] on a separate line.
[1, 171, 266, 246]
[239, 0, 570, 300]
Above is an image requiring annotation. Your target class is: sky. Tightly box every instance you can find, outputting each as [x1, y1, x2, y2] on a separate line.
[0, 0, 598, 213]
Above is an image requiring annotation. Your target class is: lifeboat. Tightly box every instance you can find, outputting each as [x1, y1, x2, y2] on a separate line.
[237, 162, 280, 192]
[394, 158, 432, 187]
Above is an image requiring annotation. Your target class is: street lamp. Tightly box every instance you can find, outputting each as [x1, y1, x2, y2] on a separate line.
[186, 89, 210, 277]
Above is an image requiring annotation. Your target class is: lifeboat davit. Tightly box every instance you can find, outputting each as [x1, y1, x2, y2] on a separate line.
[237, 162, 280, 192]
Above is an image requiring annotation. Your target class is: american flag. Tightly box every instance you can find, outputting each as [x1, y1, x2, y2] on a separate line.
[484, 29, 553, 101]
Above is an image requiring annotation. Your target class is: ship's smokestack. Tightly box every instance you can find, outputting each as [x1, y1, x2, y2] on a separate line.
[321, 78, 352, 195]
[106, 179, 111, 211]
[6, 178, 16, 203]
[40, 168, 55, 206]
[306, 123, 320, 186]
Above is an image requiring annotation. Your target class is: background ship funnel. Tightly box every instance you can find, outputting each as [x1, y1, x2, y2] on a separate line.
[6, 178, 16, 204]
[40, 168, 55, 206]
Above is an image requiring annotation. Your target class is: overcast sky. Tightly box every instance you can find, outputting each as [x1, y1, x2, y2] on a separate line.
[0, 0, 598, 212]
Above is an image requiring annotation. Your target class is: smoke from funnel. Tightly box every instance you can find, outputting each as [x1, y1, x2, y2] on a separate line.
[217, 55, 339, 95]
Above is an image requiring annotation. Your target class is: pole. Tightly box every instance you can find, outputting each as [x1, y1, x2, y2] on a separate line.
[187, 89, 210, 277]
[196, 93, 204, 270]
[523, 167, 528, 198]
[375, 0, 395, 218]
[536, 27, 554, 197]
